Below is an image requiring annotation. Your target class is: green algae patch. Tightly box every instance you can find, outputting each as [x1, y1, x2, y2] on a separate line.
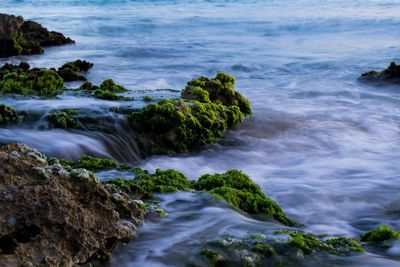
[0, 62, 64, 98]
[361, 225, 400, 244]
[61, 155, 119, 171]
[94, 79, 127, 100]
[194, 169, 295, 226]
[325, 237, 364, 253]
[285, 232, 330, 255]
[0, 103, 19, 126]
[57, 60, 94, 82]
[129, 73, 251, 155]
[143, 96, 154, 102]
[46, 109, 78, 129]
[106, 167, 192, 198]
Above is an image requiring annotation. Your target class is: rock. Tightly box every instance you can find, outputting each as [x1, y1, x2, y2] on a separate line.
[0, 143, 145, 266]
[0, 104, 19, 126]
[46, 109, 78, 129]
[129, 73, 252, 155]
[360, 62, 400, 83]
[0, 13, 74, 58]
[94, 79, 127, 100]
[57, 60, 94, 82]
[0, 62, 64, 98]
[361, 225, 400, 244]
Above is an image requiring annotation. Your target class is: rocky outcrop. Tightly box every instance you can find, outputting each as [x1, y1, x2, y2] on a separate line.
[0, 13, 74, 58]
[0, 143, 145, 266]
[360, 61, 400, 83]
[0, 104, 19, 126]
[129, 73, 252, 155]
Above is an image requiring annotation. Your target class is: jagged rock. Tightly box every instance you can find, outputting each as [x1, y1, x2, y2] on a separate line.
[0, 13, 74, 58]
[0, 143, 145, 267]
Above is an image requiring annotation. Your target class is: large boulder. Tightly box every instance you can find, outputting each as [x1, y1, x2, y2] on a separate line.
[0, 143, 145, 266]
[0, 13, 74, 58]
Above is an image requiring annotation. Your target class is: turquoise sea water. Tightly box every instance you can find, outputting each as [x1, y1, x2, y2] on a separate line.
[1, 0, 400, 266]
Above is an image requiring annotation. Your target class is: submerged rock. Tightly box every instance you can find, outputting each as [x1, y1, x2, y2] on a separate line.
[0, 13, 74, 58]
[0, 143, 145, 266]
[0, 62, 64, 98]
[360, 62, 400, 83]
[129, 73, 251, 155]
[0, 104, 19, 126]
[197, 232, 364, 267]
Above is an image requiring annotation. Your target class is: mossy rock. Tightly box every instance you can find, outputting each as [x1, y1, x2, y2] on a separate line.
[129, 74, 250, 155]
[0, 62, 64, 97]
[93, 79, 127, 100]
[194, 169, 294, 226]
[198, 232, 364, 267]
[60, 155, 119, 171]
[57, 60, 94, 82]
[361, 62, 400, 81]
[79, 81, 98, 91]
[182, 72, 252, 115]
[106, 167, 192, 198]
[0, 103, 19, 126]
[361, 225, 400, 244]
[46, 109, 78, 129]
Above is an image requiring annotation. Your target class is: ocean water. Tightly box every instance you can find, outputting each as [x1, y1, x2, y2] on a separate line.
[1, 0, 400, 266]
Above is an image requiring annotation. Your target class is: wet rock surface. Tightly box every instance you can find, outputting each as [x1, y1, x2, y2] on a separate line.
[0, 13, 74, 58]
[0, 143, 145, 267]
[360, 62, 400, 83]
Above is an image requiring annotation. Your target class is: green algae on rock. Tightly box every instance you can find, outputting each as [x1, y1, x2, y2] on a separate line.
[129, 73, 251, 155]
[198, 232, 364, 267]
[94, 79, 127, 100]
[106, 167, 192, 198]
[361, 225, 400, 244]
[0, 103, 19, 126]
[0, 62, 64, 97]
[195, 169, 295, 226]
[60, 155, 119, 171]
[57, 59, 94, 82]
[46, 109, 78, 129]
[0, 13, 74, 58]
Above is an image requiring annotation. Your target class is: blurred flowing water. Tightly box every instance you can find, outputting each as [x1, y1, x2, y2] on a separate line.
[1, 0, 400, 266]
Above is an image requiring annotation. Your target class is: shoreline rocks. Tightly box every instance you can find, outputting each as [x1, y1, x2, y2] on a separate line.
[0, 13, 74, 58]
[0, 143, 145, 266]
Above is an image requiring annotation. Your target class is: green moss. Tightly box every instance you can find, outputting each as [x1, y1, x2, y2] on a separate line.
[93, 79, 127, 100]
[61, 155, 118, 171]
[79, 81, 98, 91]
[106, 167, 192, 197]
[57, 60, 93, 82]
[0, 63, 64, 98]
[326, 237, 364, 253]
[129, 100, 243, 154]
[99, 79, 127, 92]
[46, 109, 78, 129]
[285, 232, 330, 255]
[94, 89, 125, 100]
[361, 225, 400, 244]
[0, 103, 19, 126]
[194, 170, 294, 226]
[128, 73, 251, 155]
[182, 72, 252, 115]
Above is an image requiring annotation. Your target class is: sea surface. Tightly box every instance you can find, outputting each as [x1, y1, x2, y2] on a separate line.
[1, 0, 400, 266]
